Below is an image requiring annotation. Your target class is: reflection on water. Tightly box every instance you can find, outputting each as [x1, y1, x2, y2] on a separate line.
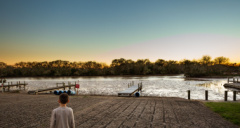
[197, 81, 226, 94]
[4, 75, 240, 100]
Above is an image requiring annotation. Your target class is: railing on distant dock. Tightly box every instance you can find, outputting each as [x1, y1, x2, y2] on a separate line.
[227, 77, 240, 83]
[0, 81, 28, 92]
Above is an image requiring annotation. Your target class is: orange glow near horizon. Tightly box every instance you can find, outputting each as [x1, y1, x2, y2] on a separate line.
[2, 56, 240, 66]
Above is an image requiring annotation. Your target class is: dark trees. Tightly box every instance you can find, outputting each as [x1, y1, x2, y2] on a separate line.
[0, 56, 239, 77]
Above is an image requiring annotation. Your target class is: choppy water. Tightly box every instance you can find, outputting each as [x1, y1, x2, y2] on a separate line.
[3, 75, 240, 100]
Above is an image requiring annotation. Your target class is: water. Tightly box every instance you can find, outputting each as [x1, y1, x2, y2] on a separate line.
[4, 75, 240, 100]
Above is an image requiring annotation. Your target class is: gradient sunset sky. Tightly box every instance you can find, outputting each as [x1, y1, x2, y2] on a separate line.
[1, 0, 240, 65]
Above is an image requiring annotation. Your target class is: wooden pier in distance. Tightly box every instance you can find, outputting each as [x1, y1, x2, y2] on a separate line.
[224, 83, 240, 89]
[224, 77, 240, 90]
[28, 82, 76, 95]
[118, 82, 142, 97]
[0, 81, 28, 92]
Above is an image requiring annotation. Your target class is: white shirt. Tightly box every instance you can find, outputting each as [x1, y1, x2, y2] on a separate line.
[50, 106, 75, 128]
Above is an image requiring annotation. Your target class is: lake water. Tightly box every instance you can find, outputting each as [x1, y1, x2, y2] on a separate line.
[4, 74, 240, 100]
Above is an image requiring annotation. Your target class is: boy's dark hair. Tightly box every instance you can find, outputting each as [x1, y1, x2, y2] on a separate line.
[59, 93, 69, 104]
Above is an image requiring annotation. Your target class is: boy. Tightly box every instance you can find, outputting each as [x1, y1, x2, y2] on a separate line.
[50, 93, 75, 128]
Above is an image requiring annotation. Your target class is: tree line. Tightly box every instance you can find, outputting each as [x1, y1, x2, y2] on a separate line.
[0, 55, 239, 77]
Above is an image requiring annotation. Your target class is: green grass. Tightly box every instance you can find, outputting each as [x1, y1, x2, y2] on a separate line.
[204, 102, 240, 126]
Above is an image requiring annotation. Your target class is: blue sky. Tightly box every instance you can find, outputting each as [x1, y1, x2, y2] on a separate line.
[1, 0, 240, 64]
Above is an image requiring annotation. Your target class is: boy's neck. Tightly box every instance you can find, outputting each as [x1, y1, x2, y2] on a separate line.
[59, 103, 67, 107]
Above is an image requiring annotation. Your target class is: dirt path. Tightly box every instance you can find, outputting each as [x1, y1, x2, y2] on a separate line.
[0, 93, 238, 128]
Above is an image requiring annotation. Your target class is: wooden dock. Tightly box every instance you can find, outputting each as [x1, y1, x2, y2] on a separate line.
[224, 77, 240, 90]
[224, 83, 240, 89]
[227, 77, 240, 83]
[0, 81, 28, 92]
[28, 82, 76, 95]
[118, 82, 142, 97]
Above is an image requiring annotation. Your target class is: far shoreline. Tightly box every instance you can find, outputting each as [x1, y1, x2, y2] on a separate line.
[1, 74, 184, 79]
[2, 74, 239, 79]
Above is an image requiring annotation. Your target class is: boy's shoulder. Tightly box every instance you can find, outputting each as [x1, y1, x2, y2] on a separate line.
[53, 107, 73, 112]
[66, 107, 73, 111]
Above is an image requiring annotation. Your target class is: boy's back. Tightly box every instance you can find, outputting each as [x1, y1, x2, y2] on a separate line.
[50, 93, 75, 128]
[50, 106, 75, 128]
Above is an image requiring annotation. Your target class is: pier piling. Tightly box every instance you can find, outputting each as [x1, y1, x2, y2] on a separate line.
[205, 90, 208, 101]
[233, 91, 236, 101]
[188, 90, 190, 100]
[224, 91, 228, 101]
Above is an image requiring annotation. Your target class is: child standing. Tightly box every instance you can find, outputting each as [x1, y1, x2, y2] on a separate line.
[50, 93, 75, 128]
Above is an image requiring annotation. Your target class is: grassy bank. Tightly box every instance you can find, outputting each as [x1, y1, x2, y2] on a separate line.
[204, 102, 240, 126]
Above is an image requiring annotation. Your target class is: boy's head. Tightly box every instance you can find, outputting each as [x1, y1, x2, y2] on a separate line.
[59, 93, 69, 104]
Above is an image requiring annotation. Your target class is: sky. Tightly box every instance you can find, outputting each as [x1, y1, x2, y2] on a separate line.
[0, 0, 240, 65]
